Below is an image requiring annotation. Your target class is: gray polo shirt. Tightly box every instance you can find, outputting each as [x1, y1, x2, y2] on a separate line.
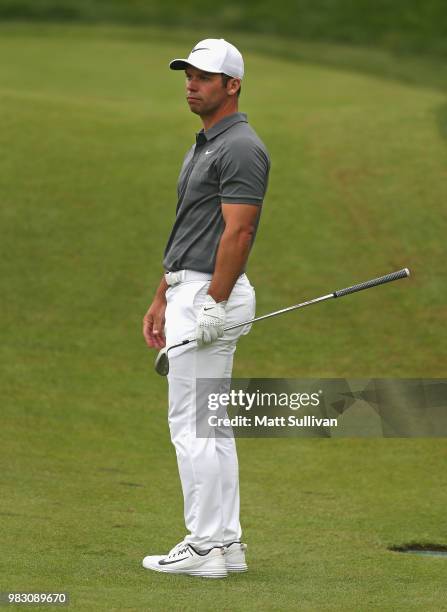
[163, 112, 270, 273]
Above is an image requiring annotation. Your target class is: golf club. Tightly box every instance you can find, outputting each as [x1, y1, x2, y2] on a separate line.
[154, 267, 410, 376]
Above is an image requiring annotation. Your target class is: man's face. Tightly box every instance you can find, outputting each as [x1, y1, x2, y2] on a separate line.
[185, 66, 237, 116]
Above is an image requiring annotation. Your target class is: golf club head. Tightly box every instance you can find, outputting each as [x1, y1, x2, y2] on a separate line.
[154, 348, 169, 376]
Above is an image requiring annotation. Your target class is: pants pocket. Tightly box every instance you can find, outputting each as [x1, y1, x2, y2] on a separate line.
[225, 281, 256, 339]
[165, 281, 209, 346]
[241, 285, 256, 335]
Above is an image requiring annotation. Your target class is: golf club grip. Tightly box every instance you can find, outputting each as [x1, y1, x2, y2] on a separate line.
[333, 268, 410, 298]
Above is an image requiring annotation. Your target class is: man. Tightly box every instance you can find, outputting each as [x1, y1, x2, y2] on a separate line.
[142, 39, 270, 578]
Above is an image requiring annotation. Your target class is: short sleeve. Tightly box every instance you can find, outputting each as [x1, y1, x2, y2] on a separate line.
[218, 137, 270, 205]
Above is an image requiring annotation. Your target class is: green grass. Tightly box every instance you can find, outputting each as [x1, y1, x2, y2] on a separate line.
[2, 0, 447, 57]
[1, 23, 446, 610]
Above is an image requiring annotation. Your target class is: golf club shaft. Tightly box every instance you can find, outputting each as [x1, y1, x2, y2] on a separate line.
[224, 293, 334, 331]
[226, 267, 410, 330]
[168, 268, 410, 351]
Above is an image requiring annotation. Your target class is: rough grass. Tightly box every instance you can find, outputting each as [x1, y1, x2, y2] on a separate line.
[1, 0, 447, 57]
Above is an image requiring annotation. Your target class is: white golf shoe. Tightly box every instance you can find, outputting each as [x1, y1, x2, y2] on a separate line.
[142, 541, 227, 578]
[224, 541, 248, 572]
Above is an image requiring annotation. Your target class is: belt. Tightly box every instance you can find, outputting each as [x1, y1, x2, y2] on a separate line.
[165, 269, 213, 286]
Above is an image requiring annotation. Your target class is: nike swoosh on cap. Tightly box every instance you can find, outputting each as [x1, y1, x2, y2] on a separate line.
[191, 47, 210, 53]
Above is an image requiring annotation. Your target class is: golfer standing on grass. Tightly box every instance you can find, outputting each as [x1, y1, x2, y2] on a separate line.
[142, 39, 270, 578]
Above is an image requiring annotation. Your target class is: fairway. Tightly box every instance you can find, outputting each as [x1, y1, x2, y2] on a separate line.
[1, 23, 446, 610]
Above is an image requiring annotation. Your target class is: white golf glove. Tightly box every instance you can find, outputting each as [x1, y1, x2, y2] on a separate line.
[196, 295, 227, 346]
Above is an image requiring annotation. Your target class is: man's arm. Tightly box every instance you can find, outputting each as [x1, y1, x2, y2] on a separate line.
[207, 203, 260, 302]
[142, 275, 168, 349]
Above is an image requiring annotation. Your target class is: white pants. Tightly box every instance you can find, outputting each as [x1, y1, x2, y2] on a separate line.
[165, 274, 255, 550]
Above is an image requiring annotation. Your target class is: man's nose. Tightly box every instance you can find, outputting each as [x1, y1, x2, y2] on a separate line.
[187, 78, 199, 92]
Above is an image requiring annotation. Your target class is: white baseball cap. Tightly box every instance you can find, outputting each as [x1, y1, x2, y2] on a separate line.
[169, 38, 244, 79]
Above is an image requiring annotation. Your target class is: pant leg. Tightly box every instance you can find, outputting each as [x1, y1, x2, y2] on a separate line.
[212, 344, 242, 545]
[165, 276, 255, 549]
[217, 277, 255, 544]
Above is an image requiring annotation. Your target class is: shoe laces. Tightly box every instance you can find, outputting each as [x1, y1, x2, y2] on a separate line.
[166, 541, 189, 559]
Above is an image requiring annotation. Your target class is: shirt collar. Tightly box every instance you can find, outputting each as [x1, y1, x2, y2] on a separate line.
[196, 112, 248, 145]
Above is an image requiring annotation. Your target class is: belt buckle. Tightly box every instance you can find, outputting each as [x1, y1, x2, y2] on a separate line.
[165, 270, 184, 286]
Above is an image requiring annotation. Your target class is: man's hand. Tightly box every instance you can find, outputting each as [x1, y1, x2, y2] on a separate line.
[196, 295, 227, 346]
[143, 296, 167, 349]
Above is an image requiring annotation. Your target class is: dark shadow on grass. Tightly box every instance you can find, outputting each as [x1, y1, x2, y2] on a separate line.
[119, 481, 144, 487]
[389, 543, 447, 554]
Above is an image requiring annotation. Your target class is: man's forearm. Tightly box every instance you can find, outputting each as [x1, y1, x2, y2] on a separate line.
[208, 227, 253, 302]
[154, 274, 168, 300]
[143, 273, 168, 349]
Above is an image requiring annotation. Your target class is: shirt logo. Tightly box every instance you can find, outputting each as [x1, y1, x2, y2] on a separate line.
[205, 149, 214, 155]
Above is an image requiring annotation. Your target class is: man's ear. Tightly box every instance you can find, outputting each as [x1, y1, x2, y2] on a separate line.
[228, 78, 241, 96]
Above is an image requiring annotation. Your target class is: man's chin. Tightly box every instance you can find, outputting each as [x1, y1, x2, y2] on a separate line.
[187, 100, 202, 114]
[188, 104, 216, 119]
